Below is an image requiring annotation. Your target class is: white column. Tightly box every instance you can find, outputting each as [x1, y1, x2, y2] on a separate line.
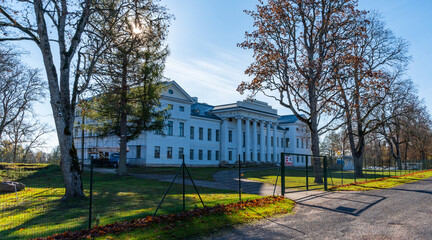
[221, 118, 228, 162]
[273, 122, 277, 163]
[252, 119, 257, 162]
[236, 117, 242, 162]
[266, 122, 271, 162]
[260, 120, 265, 162]
[245, 118, 251, 162]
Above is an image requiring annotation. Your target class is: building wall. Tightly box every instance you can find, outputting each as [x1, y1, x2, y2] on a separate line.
[74, 81, 312, 167]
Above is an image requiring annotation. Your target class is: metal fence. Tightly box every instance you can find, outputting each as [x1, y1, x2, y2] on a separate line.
[1, 155, 432, 239]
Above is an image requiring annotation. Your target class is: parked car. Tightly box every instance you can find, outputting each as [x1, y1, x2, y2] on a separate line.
[109, 153, 120, 168]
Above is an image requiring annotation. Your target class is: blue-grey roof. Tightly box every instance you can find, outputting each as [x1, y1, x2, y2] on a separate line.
[191, 103, 221, 120]
[278, 115, 299, 124]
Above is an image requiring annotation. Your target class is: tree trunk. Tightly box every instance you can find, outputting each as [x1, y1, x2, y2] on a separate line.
[118, 110, 128, 176]
[117, 55, 129, 176]
[58, 133, 84, 200]
[310, 129, 323, 183]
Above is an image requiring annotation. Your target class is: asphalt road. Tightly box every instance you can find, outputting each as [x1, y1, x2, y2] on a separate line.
[206, 177, 432, 240]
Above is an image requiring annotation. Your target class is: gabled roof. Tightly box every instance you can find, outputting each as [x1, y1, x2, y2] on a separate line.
[191, 103, 221, 120]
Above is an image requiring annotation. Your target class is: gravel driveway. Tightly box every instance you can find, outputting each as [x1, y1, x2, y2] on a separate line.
[206, 177, 432, 240]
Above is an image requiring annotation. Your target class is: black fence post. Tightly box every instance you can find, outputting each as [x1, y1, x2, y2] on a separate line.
[88, 156, 94, 229]
[182, 155, 185, 212]
[238, 154, 241, 202]
[364, 159, 367, 182]
[323, 156, 328, 191]
[281, 153, 285, 197]
[341, 159, 344, 186]
[374, 158, 377, 180]
[305, 155, 309, 191]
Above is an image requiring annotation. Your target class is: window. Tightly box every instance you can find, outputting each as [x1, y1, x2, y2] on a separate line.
[228, 151, 232, 161]
[286, 138, 290, 148]
[265, 137, 267, 145]
[258, 134, 261, 145]
[301, 139, 304, 148]
[281, 138, 284, 147]
[179, 122, 185, 137]
[297, 156, 299, 162]
[167, 147, 173, 159]
[168, 89, 174, 94]
[228, 130, 232, 142]
[216, 151, 220, 160]
[179, 106, 184, 112]
[190, 149, 194, 160]
[190, 126, 194, 139]
[136, 146, 141, 159]
[207, 150, 211, 160]
[243, 132, 245, 147]
[199, 127, 203, 140]
[258, 153, 261, 161]
[216, 130, 220, 142]
[271, 137, 274, 147]
[271, 154, 274, 161]
[199, 150, 203, 160]
[277, 137, 279, 147]
[306, 139, 309, 149]
[167, 121, 173, 135]
[154, 146, 160, 158]
[179, 147, 184, 159]
[296, 138, 299, 148]
[167, 104, 173, 110]
[208, 128, 212, 141]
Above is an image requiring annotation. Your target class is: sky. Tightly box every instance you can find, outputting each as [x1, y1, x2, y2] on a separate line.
[16, 0, 432, 151]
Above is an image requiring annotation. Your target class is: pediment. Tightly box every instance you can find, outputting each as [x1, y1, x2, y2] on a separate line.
[162, 81, 195, 103]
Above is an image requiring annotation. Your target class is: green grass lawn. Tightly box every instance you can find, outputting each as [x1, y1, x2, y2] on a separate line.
[244, 167, 420, 191]
[127, 167, 224, 181]
[330, 169, 432, 191]
[0, 163, 283, 240]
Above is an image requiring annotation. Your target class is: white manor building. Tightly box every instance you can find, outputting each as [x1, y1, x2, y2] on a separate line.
[74, 81, 312, 167]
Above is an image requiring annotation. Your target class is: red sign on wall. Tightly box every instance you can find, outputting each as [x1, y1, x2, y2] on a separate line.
[285, 155, 293, 166]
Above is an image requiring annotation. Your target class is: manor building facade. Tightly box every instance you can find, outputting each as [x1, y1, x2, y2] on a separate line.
[73, 81, 311, 167]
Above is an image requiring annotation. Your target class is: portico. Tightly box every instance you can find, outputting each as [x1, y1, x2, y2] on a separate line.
[212, 99, 280, 163]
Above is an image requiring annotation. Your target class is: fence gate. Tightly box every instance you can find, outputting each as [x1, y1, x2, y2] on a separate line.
[276, 153, 329, 196]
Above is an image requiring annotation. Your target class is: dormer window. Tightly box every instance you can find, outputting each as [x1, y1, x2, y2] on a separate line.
[168, 89, 174, 94]
[194, 109, 200, 114]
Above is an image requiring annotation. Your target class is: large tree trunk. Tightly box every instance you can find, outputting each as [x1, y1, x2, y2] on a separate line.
[352, 143, 365, 178]
[309, 107, 323, 183]
[58, 132, 84, 200]
[310, 129, 323, 183]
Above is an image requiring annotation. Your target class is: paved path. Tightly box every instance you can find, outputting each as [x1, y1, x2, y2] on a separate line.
[206, 177, 432, 240]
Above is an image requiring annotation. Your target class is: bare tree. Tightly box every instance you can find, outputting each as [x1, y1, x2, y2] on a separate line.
[377, 79, 416, 169]
[0, 47, 44, 139]
[238, 0, 362, 183]
[3, 111, 52, 163]
[334, 12, 409, 177]
[0, 1, 93, 199]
